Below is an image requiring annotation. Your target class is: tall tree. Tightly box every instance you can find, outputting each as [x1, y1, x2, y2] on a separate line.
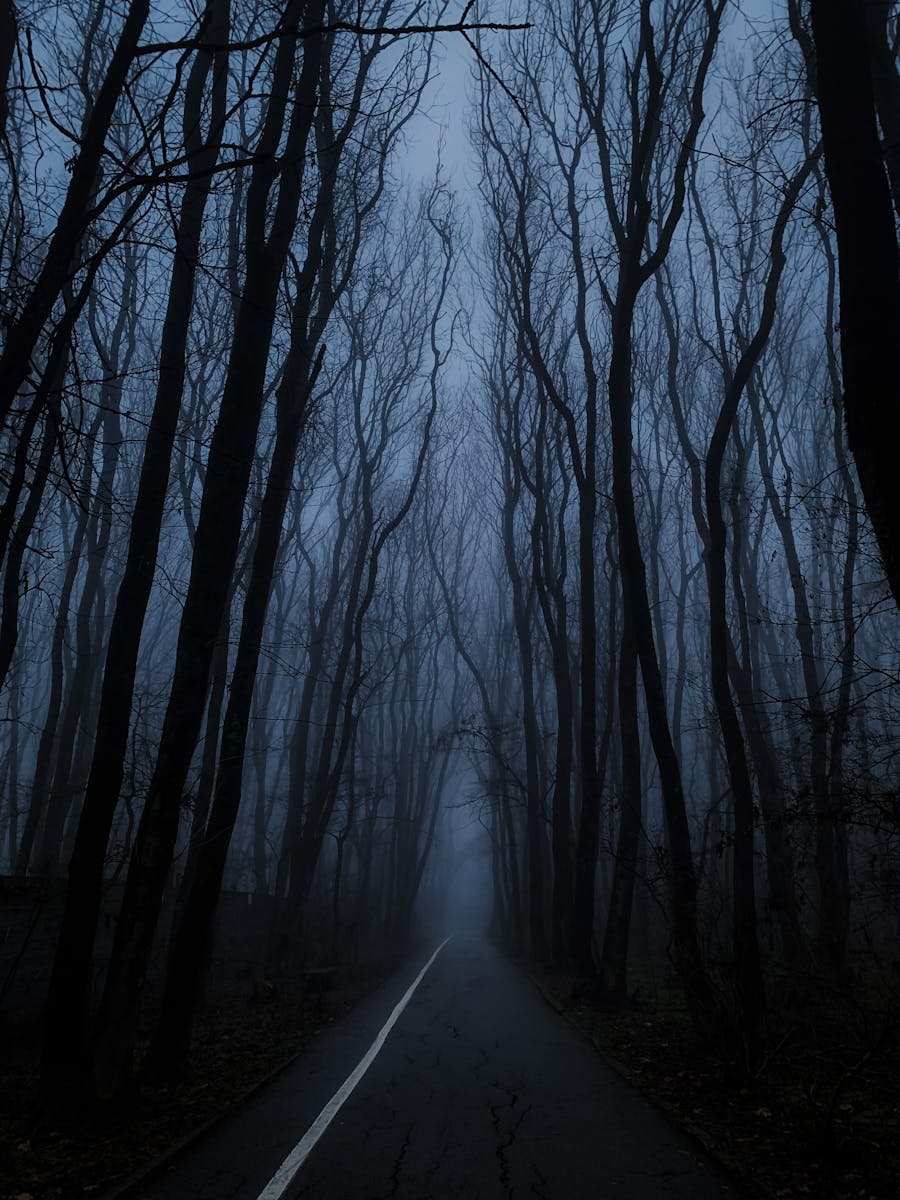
[573, 0, 725, 1020]
[41, 0, 231, 1100]
[89, 0, 327, 1101]
[146, 36, 443, 1076]
[801, 0, 900, 605]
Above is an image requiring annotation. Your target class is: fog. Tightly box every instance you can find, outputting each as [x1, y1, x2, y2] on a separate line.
[0, 0, 898, 1129]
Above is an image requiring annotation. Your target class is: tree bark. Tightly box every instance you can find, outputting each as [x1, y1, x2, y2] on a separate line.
[599, 607, 642, 1001]
[0, 0, 16, 147]
[40, 1, 231, 1101]
[864, 0, 900, 218]
[807, 0, 900, 606]
[89, 0, 324, 1101]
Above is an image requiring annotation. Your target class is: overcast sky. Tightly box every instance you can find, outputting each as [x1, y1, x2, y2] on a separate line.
[400, 31, 479, 187]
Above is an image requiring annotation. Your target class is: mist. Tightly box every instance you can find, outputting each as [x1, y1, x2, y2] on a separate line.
[1, 2, 899, 1197]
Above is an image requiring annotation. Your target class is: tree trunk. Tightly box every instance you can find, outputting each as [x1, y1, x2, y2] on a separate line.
[88, 1, 322, 1102]
[146, 338, 324, 1074]
[608, 271, 711, 1026]
[35, 277, 131, 875]
[599, 608, 642, 1001]
[0, 0, 17, 147]
[40, 3, 231, 1101]
[14, 445, 94, 874]
[864, 0, 900, 218]
[807, 0, 900, 606]
[498, 424, 548, 961]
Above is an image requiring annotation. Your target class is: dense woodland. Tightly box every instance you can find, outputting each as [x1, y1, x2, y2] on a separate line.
[1, 0, 899, 1115]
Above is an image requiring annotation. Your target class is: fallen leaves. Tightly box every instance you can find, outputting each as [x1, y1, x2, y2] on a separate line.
[536, 971, 900, 1200]
[1, 964, 389, 1200]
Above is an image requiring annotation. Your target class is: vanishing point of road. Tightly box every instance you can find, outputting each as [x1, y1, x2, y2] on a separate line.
[131, 936, 737, 1199]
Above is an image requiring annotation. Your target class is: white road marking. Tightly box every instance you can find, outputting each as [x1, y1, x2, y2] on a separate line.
[255, 936, 453, 1200]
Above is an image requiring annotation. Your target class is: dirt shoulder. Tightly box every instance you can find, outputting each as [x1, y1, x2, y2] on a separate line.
[2, 963, 396, 1200]
[530, 966, 899, 1200]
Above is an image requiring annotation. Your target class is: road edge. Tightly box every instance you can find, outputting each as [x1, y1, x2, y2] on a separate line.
[97, 959, 410, 1200]
[524, 966, 778, 1200]
[98, 1030, 329, 1200]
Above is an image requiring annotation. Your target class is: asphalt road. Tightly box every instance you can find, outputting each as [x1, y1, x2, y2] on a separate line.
[132, 935, 737, 1200]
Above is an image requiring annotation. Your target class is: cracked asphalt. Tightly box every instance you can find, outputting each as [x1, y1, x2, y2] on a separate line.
[132, 936, 737, 1199]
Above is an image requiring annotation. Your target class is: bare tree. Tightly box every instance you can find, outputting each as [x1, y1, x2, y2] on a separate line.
[41, 0, 231, 1100]
[796, 0, 900, 605]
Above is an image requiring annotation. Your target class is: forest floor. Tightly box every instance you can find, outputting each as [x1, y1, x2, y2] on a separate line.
[533, 964, 900, 1200]
[0, 960, 399, 1200]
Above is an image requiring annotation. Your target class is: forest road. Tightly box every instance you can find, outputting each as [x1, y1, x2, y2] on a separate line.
[130, 935, 737, 1200]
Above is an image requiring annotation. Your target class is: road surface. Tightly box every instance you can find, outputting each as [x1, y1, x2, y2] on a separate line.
[131, 936, 737, 1199]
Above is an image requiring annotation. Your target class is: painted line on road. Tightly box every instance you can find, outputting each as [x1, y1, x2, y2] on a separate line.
[255, 936, 453, 1200]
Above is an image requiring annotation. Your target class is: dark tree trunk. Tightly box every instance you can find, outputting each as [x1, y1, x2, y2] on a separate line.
[808, 0, 900, 606]
[697, 150, 817, 1048]
[570, 453, 599, 974]
[40, 3, 231, 1101]
[865, 0, 900, 218]
[705, 406, 764, 1054]
[560, 107, 601, 980]
[172, 617, 229, 910]
[547, 617, 574, 964]
[88, 0, 323, 1101]
[599, 608, 642, 1001]
[145, 43, 372, 1065]
[145, 340, 324, 1073]
[497, 407, 548, 961]
[585, 0, 725, 1024]
[14, 429, 97, 874]
[3, 671, 20, 866]
[0, 0, 16, 146]
[35, 276, 131, 876]
[0, 401, 57, 693]
[608, 270, 710, 1026]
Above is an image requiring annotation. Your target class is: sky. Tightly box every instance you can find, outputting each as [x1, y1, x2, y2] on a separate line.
[399, 25, 486, 187]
